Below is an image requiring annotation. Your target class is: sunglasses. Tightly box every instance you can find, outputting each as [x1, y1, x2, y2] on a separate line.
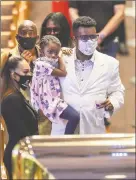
[45, 27, 60, 34]
[76, 35, 99, 42]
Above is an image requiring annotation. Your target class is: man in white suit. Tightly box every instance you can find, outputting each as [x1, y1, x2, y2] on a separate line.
[51, 16, 125, 134]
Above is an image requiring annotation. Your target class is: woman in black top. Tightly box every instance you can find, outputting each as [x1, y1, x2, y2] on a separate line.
[1, 56, 38, 179]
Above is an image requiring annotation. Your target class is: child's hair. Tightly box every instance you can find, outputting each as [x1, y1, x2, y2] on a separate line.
[40, 35, 61, 53]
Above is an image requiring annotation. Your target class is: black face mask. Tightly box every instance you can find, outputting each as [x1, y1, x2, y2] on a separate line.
[15, 72, 32, 90]
[16, 35, 37, 50]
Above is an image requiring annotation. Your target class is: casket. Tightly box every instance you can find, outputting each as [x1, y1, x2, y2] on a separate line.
[12, 134, 135, 179]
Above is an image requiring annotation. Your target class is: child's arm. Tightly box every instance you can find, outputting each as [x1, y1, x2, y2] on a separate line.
[51, 57, 67, 77]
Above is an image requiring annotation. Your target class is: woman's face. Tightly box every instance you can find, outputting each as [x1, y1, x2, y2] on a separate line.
[45, 19, 60, 35]
[12, 60, 31, 82]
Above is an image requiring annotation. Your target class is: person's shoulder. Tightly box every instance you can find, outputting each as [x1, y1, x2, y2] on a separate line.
[95, 50, 119, 66]
[61, 47, 74, 57]
[2, 91, 22, 105]
[9, 46, 18, 54]
[1, 91, 24, 115]
[1, 49, 10, 69]
[61, 48, 75, 65]
[1, 49, 10, 58]
[61, 47, 72, 51]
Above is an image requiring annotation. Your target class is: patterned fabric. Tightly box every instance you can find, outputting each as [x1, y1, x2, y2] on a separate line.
[75, 56, 95, 88]
[30, 57, 68, 123]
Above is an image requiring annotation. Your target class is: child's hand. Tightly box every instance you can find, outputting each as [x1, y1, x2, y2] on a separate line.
[61, 48, 73, 56]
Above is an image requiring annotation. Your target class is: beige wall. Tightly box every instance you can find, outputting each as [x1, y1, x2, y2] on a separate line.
[29, 1, 52, 34]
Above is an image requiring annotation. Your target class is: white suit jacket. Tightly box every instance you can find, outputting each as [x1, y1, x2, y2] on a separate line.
[51, 48, 125, 135]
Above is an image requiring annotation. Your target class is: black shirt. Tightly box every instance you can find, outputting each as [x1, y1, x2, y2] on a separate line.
[1, 90, 38, 179]
[69, 1, 125, 45]
[1, 91, 38, 140]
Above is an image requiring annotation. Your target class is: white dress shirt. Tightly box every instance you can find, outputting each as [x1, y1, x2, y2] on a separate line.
[75, 55, 95, 89]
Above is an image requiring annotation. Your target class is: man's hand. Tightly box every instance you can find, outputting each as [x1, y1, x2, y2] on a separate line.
[21, 50, 34, 63]
[97, 99, 114, 111]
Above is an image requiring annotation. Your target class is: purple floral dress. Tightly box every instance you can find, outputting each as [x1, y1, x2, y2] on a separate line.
[30, 57, 68, 123]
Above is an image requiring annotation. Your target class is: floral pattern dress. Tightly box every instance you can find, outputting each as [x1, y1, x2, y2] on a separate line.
[30, 57, 68, 123]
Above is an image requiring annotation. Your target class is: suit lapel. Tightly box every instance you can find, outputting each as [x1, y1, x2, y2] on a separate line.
[66, 49, 80, 90]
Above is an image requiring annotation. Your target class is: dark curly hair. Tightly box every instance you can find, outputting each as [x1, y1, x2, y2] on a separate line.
[73, 16, 97, 33]
[40, 35, 61, 56]
[40, 35, 61, 48]
[40, 12, 71, 47]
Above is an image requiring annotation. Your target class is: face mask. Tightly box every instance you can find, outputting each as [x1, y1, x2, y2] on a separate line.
[78, 40, 97, 56]
[15, 72, 32, 90]
[16, 35, 37, 50]
[40, 56, 58, 67]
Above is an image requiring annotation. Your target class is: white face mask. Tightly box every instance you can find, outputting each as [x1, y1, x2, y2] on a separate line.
[78, 39, 98, 56]
[41, 56, 58, 67]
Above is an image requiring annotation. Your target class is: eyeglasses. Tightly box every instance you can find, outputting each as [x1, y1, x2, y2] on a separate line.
[76, 35, 99, 42]
[45, 27, 60, 34]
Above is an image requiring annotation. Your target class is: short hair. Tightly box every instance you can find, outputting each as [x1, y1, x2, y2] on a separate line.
[18, 20, 37, 35]
[40, 35, 61, 51]
[73, 16, 97, 33]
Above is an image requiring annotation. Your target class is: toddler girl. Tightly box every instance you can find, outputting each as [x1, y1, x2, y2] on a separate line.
[31, 35, 79, 134]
